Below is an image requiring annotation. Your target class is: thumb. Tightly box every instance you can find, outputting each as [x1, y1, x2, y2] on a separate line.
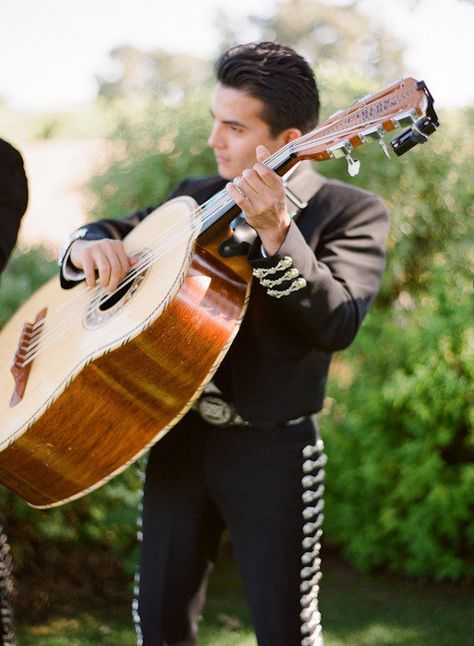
[256, 145, 270, 164]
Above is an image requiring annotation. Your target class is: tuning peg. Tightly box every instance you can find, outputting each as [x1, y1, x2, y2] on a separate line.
[345, 153, 360, 176]
[339, 142, 361, 176]
[327, 141, 361, 177]
[378, 134, 392, 159]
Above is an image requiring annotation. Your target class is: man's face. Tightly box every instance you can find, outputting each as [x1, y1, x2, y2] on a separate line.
[208, 83, 289, 180]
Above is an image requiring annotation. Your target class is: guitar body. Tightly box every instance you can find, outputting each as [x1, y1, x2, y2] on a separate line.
[0, 197, 251, 507]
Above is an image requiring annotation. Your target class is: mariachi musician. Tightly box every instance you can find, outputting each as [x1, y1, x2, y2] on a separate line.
[60, 43, 389, 645]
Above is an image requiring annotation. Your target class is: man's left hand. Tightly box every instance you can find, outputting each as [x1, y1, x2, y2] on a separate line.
[226, 145, 291, 256]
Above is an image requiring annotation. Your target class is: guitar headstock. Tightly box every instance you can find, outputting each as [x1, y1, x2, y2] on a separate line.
[290, 77, 439, 176]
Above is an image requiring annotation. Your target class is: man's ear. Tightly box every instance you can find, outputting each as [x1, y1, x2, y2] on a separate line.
[285, 128, 302, 143]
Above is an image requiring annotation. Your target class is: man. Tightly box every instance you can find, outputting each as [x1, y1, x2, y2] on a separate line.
[0, 137, 29, 646]
[60, 43, 389, 645]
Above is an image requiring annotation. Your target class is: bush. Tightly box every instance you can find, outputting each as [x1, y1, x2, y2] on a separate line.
[318, 106, 474, 580]
[2, 462, 143, 584]
[0, 247, 58, 327]
[322, 265, 474, 579]
[85, 91, 216, 220]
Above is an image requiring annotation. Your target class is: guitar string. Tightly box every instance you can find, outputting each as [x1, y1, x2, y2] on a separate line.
[27, 103, 387, 334]
[26, 81, 411, 338]
[19, 116, 392, 366]
[19, 113, 392, 366]
[22, 109, 374, 357]
[18, 174, 262, 364]
[44, 101, 380, 322]
[24, 180, 239, 340]
[18, 205, 225, 363]
[83, 108, 402, 309]
[19, 127, 327, 353]
[27, 146, 281, 331]
[18, 110, 403, 366]
[19, 225, 202, 363]
[74, 108, 387, 315]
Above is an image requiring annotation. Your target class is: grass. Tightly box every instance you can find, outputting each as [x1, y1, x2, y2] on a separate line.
[15, 549, 474, 645]
[318, 556, 474, 646]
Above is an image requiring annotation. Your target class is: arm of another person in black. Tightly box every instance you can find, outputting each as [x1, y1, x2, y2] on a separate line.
[0, 138, 29, 273]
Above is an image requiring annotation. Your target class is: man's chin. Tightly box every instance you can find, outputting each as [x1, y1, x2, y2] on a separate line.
[216, 164, 234, 181]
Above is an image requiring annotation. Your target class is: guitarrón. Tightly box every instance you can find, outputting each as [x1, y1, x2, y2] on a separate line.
[0, 78, 438, 507]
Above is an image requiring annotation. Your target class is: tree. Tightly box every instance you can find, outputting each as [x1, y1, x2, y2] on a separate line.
[96, 45, 212, 103]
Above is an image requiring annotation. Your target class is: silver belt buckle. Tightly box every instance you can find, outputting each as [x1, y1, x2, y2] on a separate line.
[197, 394, 236, 426]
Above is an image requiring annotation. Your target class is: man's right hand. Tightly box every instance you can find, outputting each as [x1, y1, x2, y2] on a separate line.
[70, 239, 139, 294]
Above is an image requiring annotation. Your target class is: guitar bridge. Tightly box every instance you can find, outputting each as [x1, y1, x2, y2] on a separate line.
[10, 307, 47, 407]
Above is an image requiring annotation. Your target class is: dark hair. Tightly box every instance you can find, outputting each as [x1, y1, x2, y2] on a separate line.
[215, 42, 319, 137]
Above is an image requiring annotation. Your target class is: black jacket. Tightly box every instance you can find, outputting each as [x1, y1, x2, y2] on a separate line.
[60, 165, 389, 424]
[0, 139, 29, 272]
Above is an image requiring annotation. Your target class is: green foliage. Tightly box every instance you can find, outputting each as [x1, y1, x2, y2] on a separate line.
[318, 106, 474, 299]
[219, 0, 403, 95]
[322, 264, 474, 579]
[85, 91, 216, 220]
[318, 105, 474, 581]
[2, 463, 142, 585]
[0, 247, 58, 326]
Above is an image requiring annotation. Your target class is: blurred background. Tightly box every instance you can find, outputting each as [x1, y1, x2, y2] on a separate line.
[0, 0, 473, 644]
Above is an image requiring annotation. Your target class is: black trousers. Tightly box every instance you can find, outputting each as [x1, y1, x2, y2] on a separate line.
[136, 411, 318, 646]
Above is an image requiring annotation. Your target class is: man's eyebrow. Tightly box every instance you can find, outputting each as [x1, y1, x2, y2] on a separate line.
[209, 109, 247, 129]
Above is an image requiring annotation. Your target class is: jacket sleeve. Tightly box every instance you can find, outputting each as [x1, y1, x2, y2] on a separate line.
[247, 185, 390, 352]
[59, 180, 191, 288]
[0, 140, 28, 273]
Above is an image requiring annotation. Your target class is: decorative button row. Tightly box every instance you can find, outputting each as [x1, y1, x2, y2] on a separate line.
[300, 438, 326, 646]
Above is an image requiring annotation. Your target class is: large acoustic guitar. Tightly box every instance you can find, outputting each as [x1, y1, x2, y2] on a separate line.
[0, 78, 438, 507]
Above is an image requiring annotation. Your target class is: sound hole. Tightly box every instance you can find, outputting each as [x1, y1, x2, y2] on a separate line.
[84, 250, 151, 329]
[98, 281, 134, 311]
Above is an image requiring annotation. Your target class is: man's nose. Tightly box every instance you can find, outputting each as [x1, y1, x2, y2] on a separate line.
[208, 123, 222, 149]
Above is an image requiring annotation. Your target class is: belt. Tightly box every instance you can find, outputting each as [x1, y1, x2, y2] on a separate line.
[192, 390, 307, 428]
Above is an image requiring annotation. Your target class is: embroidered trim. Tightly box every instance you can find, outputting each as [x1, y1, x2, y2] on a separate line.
[259, 267, 300, 288]
[132, 459, 147, 646]
[267, 277, 307, 298]
[252, 256, 293, 278]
